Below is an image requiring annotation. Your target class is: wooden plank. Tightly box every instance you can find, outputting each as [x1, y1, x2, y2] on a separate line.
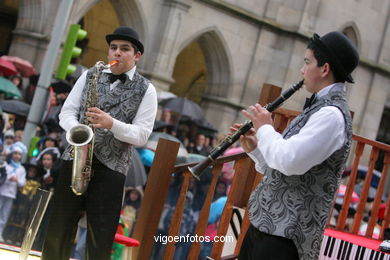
[210, 159, 253, 258]
[163, 171, 192, 260]
[352, 147, 379, 234]
[367, 152, 389, 236]
[258, 83, 282, 107]
[336, 141, 364, 230]
[187, 164, 222, 260]
[131, 139, 179, 260]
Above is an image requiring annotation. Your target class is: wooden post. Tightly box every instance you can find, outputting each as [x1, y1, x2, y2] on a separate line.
[258, 83, 282, 106]
[131, 139, 179, 260]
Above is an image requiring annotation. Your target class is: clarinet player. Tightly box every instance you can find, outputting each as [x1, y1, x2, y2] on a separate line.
[42, 26, 157, 260]
[235, 31, 359, 259]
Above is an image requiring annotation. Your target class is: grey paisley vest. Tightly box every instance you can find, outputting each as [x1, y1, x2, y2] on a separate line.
[62, 68, 149, 175]
[248, 87, 352, 260]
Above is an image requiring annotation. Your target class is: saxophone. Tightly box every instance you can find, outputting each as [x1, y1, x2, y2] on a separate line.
[66, 61, 115, 195]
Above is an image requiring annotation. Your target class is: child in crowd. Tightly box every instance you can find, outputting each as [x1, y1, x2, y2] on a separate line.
[0, 142, 27, 242]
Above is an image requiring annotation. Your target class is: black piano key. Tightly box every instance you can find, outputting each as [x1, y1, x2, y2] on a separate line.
[379, 250, 385, 260]
[341, 241, 350, 259]
[359, 247, 366, 260]
[337, 240, 345, 259]
[369, 249, 375, 259]
[329, 237, 336, 257]
[355, 246, 361, 260]
[324, 236, 332, 256]
[346, 241, 353, 259]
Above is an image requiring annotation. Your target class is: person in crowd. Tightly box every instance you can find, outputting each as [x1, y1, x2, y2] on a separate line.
[44, 80, 72, 130]
[38, 151, 59, 193]
[14, 130, 23, 142]
[3, 129, 15, 155]
[186, 133, 209, 156]
[0, 142, 27, 242]
[2, 162, 41, 245]
[213, 179, 227, 202]
[122, 186, 143, 236]
[41, 26, 157, 260]
[34, 135, 61, 163]
[9, 75, 24, 95]
[25, 74, 39, 104]
[235, 31, 359, 259]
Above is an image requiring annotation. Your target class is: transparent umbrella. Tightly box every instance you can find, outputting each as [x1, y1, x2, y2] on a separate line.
[144, 132, 188, 157]
[125, 149, 147, 187]
[159, 97, 205, 121]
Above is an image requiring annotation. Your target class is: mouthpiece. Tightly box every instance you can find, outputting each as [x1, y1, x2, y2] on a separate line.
[107, 60, 119, 67]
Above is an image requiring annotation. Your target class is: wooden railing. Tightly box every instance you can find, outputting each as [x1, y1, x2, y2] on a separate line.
[335, 135, 390, 238]
[128, 83, 390, 260]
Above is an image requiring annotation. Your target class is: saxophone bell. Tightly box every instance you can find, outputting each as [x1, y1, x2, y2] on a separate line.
[66, 124, 94, 147]
[66, 124, 94, 195]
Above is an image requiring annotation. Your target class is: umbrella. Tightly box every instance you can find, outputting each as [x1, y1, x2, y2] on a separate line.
[1, 55, 37, 77]
[157, 91, 177, 102]
[159, 97, 205, 121]
[0, 57, 17, 76]
[193, 118, 218, 135]
[0, 77, 23, 98]
[222, 146, 244, 182]
[144, 132, 188, 157]
[153, 120, 175, 131]
[125, 149, 147, 187]
[136, 148, 155, 167]
[0, 99, 30, 117]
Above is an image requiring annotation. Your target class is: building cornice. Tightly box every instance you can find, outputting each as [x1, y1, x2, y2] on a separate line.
[197, 0, 390, 77]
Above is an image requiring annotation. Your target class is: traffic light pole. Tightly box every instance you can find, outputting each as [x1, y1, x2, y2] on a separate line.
[21, 0, 74, 161]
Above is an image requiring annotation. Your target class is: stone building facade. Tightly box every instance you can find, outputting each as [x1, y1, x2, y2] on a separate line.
[2, 0, 390, 149]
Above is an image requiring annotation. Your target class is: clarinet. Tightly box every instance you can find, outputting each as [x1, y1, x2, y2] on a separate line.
[188, 79, 304, 180]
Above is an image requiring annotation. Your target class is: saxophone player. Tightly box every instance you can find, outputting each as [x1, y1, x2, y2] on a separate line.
[42, 26, 157, 260]
[235, 32, 359, 259]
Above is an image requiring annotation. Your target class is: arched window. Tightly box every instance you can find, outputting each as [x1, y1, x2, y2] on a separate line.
[342, 25, 360, 51]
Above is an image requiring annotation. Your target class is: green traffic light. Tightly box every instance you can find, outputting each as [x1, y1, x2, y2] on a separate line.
[55, 24, 87, 80]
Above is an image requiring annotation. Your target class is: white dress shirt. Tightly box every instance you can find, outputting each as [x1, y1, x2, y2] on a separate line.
[59, 66, 158, 147]
[248, 83, 347, 176]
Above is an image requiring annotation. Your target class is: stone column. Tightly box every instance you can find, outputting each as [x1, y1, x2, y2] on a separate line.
[8, 0, 61, 70]
[143, 0, 192, 91]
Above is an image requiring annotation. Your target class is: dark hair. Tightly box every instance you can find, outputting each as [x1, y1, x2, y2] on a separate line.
[307, 40, 345, 83]
[131, 43, 140, 54]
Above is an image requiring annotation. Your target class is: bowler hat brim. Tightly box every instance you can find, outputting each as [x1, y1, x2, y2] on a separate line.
[106, 34, 144, 54]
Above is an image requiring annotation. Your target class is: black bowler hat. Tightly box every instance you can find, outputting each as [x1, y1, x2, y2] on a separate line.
[106, 26, 144, 54]
[310, 31, 359, 83]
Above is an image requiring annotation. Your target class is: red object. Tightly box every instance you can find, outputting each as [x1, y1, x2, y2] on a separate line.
[378, 203, 386, 220]
[114, 234, 140, 247]
[1, 55, 37, 77]
[0, 57, 17, 76]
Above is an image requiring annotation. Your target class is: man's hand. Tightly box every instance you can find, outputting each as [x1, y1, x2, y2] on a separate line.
[241, 104, 273, 131]
[229, 123, 258, 153]
[86, 107, 113, 129]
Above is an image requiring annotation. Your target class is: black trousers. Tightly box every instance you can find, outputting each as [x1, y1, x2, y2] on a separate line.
[238, 224, 299, 260]
[41, 159, 125, 260]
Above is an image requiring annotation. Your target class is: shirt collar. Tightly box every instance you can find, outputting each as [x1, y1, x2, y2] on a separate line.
[316, 82, 346, 98]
